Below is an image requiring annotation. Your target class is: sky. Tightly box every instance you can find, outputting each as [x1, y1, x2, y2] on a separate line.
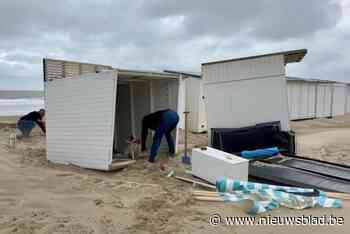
[0, 0, 349, 90]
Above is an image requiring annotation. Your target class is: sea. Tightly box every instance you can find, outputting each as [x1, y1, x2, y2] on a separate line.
[0, 91, 44, 116]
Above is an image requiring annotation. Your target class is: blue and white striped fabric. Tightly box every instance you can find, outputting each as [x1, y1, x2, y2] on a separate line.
[216, 179, 341, 215]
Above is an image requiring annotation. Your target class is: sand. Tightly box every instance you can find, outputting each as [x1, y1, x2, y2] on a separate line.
[0, 116, 350, 233]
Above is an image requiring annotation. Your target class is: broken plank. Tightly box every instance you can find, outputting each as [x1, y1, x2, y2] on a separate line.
[108, 160, 136, 171]
[194, 190, 350, 200]
[193, 191, 222, 196]
[194, 196, 224, 202]
[325, 192, 350, 200]
[174, 176, 216, 189]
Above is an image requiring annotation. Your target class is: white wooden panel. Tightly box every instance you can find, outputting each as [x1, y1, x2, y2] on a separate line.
[64, 63, 80, 79]
[81, 64, 96, 74]
[114, 84, 132, 153]
[132, 81, 151, 138]
[325, 84, 333, 117]
[205, 76, 290, 133]
[131, 81, 152, 149]
[287, 81, 317, 120]
[316, 84, 325, 118]
[332, 83, 347, 117]
[307, 83, 317, 118]
[177, 76, 186, 129]
[192, 147, 248, 184]
[46, 71, 117, 170]
[299, 83, 308, 118]
[44, 58, 113, 81]
[287, 81, 299, 120]
[185, 78, 201, 132]
[168, 79, 180, 153]
[148, 79, 180, 152]
[186, 77, 208, 133]
[198, 80, 208, 132]
[347, 86, 350, 113]
[46, 60, 64, 80]
[202, 55, 284, 84]
[152, 80, 170, 111]
[316, 83, 332, 118]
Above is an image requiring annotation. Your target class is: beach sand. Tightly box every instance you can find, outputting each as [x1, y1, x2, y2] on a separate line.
[0, 116, 350, 233]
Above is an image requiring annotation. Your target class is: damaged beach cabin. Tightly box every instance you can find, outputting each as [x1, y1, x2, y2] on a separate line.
[202, 49, 308, 137]
[43, 58, 184, 170]
[201, 49, 350, 193]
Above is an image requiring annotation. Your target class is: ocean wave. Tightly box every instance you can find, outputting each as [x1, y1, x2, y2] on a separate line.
[0, 98, 44, 116]
[0, 98, 44, 105]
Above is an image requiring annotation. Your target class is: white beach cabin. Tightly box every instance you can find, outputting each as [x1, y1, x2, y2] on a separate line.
[45, 67, 183, 171]
[202, 49, 307, 145]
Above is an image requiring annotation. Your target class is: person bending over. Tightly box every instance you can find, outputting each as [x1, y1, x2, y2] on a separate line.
[16, 109, 46, 138]
[141, 109, 179, 163]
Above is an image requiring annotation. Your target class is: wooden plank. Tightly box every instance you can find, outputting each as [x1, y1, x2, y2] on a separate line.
[174, 176, 216, 189]
[108, 160, 136, 171]
[193, 191, 222, 196]
[194, 196, 224, 202]
[194, 190, 350, 200]
[325, 192, 350, 200]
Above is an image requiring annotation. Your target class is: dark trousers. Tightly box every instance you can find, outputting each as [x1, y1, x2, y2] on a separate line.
[17, 120, 36, 137]
[149, 110, 179, 162]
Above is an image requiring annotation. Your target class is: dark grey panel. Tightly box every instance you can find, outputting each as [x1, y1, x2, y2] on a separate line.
[249, 162, 350, 193]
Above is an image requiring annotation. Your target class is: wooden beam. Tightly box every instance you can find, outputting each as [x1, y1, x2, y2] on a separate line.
[108, 160, 136, 171]
[174, 176, 216, 189]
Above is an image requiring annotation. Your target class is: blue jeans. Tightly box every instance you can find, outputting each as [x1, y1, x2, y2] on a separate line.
[149, 110, 179, 163]
[17, 120, 36, 137]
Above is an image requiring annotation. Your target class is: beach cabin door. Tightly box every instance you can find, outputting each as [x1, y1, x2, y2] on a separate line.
[46, 71, 117, 170]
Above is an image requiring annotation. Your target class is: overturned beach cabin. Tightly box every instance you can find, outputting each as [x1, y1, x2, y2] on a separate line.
[43, 59, 183, 170]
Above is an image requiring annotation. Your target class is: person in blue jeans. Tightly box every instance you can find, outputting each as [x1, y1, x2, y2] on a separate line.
[16, 109, 46, 138]
[141, 109, 179, 163]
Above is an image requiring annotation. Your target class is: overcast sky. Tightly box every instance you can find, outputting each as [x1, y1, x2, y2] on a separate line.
[0, 0, 349, 90]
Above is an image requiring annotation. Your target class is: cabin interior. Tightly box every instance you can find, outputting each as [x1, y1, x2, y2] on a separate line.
[112, 74, 180, 159]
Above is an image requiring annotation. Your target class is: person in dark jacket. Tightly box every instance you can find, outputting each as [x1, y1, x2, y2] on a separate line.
[16, 109, 46, 138]
[141, 109, 179, 163]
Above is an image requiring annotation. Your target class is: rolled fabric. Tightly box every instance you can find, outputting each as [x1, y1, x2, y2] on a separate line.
[215, 178, 341, 214]
[240, 147, 279, 159]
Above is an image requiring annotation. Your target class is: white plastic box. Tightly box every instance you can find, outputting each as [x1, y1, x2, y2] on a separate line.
[191, 147, 249, 184]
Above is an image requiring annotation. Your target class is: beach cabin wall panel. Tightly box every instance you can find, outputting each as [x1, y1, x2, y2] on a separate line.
[197, 80, 208, 132]
[114, 84, 133, 153]
[202, 55, 285, 84]
[287, 81, 317, 120]
[43, 58, 113, 108]
[150, 79, 180, 151]
[316, 83, 333, 118]
[43, 58, 113, 81]
[287, 81, 300, 120]
[46, 72, 117, 170]
[205, 76, 290, 132]
[185, 78, 199, 132]
[306, 83, 317, 118]
[347, 86, 350, 113]
[332, 83, 347, 117]
[131, 81, 151, 138]
[185, 78, 207, 133]
[168, 79, 181, 152]
[203, 54, 290, 137]
[176, 77, 186, 129]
